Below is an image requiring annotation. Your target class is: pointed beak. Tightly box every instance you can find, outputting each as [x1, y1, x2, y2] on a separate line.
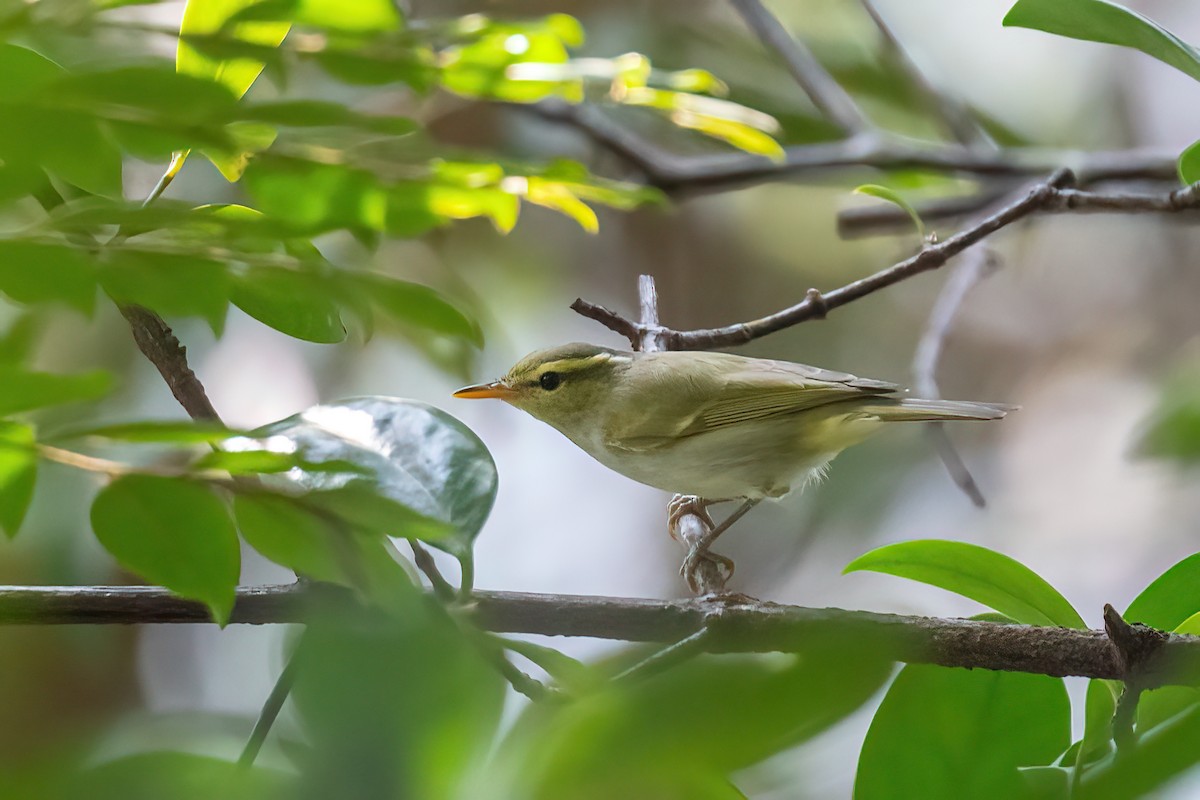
[453, 380, 514, 400]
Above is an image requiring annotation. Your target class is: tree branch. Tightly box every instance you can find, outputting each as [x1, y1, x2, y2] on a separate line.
[2, 584, 1199, 688]
[728, 0, 870, 134]
[573, 171, 1200, 351]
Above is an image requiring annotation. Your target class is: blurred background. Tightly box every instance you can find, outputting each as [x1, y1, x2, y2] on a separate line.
[5, 0, 1200, 796]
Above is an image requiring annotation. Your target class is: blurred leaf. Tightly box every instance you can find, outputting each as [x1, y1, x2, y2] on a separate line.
[1178, 138, 1200, 185]
[0, 44, 62, 103]
[100, 251, 230, 335]
[1079, 678, 1118, 764]
[301, 482, 451, 542]
[1124, 552, 1200, 629]
[502, 638, 891, 799]
[90, 475, 240, 625]
[348, 273, 482, 346]
[56, 420, 240, 443]
[0, 420, 36, 539]
[857, 665, 1070, 800]
[252, 398, 497, 561]
[1077, 704, 1200, 800]
[845, 540, 1086, 628]
[0, 367, 113, 416]
[204, 120, 277, 181]
[0, 312, 41, 365]
[79, 751, 289, 800]
[1003, 0, 1200, 83]
[231, 266, 346, 343]
[1136, 374, 1200, 462]
[296, 604, 505, 800]
[178, 0, 291, 100]
[439, 15, 580, 104]
[854, 184, 926, 238]
[0, 241, 96, 315]
[522, 177, 598, 233]
[241, 99, 416, 134]
[1137, 612, 1200, 732]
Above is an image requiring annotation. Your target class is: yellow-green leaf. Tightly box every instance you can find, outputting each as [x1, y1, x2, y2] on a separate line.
[854, 184, 926, 239]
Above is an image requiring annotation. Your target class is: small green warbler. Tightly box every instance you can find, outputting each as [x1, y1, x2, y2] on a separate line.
[455, 343, 1009, 586]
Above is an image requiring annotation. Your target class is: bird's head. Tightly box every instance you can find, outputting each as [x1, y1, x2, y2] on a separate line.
[454, 342, 631, 431]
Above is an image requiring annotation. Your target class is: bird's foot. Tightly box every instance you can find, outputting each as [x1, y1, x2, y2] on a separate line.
[667, 495, 715, 542]
[680, 546, 735, 594]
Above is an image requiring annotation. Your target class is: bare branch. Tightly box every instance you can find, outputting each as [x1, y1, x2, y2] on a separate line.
[568, 171, 1200, 352]
[3, 584, 1200, 688]
[119, 305, 223, 423]
[728, 0, 870, 134]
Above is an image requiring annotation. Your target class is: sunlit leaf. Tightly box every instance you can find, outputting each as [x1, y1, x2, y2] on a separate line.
[0, 241, 96, 315]
[177, 0, 291, 100]
[854, 184, 926, 238]
[0, 421, 36, 539]
[91, 475, 240, 625]
[251, 398, 497, 562]
[0, 368, 113, 416]
[522, 177, 598, 233]
[1003, 0, 1200, 83]
[857, 665, 1070, 799]
[845, 539, 1086, 628]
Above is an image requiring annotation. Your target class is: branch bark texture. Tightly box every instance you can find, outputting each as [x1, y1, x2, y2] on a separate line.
[2, 584, 1197, 688]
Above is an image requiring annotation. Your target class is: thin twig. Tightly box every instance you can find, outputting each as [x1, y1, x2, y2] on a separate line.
[728, 0, 870, 134]
[912, 247, 1000, 508]
[239, 635, 307, 768]
[859, 0, 988, 147]
[612, 628, 711, 683]
[408, 539, 456, 601]
[573, 171, 1200, 352]
[5, 584, 1200, 687]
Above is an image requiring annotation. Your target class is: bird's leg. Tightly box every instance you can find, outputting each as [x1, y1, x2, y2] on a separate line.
[679, 498, 760, 594]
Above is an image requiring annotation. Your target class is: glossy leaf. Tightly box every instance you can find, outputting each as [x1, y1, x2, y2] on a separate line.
[854, 184, 926, 238]
[0, 421, 36, 539]
[251, 398, 497, 559]
[845, 540, 1086, 628]
[857, 665, 1070, 799]
[0, 241, 96, 315]
[90, 475, 240, 625]
[0, 368, 113, 416]
[1178, 138, 1200, 185]
[1004, 0, 1200, 83]
[231, 266, 346, 343]
[1124, 552, 1200, 629]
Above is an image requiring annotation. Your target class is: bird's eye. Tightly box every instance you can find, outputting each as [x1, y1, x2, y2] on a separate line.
[539, 371, 561, 391]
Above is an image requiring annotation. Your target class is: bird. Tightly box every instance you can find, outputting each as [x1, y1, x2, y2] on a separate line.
[454, 342, 1010, 590]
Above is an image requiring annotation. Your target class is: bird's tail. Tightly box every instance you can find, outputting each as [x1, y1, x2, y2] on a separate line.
[859, 398, 1013, 422]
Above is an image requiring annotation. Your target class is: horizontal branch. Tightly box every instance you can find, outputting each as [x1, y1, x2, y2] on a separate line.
[2, 584, 1198, 688]
[574, 169, 1200, 350]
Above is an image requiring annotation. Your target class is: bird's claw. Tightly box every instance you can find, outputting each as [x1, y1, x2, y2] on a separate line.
[680, 546, 735, 594]
[667, 495, 716, 542]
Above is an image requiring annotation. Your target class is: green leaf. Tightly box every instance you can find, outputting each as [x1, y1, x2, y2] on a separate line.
[177, 0, 291, 100]
[233, 492, 347, 582]
[1003, 0, 1200, 83]
[497, 636, 599, 694]
[0, 421, 36, 539]
[56, 420, 239, 443]
[854, 184, 926, 238]
[845, 540, 1085, 628]
[348, 274, 481, 346]
[100, 251, 230, 335]
[0, 312, 41, 366]
[857, 665, 1071, 800]
[1077, 704, 1200, 800]
[502, 637, 891, 797]
[252, 398, 497, 561]
[1079, 678, 1118, 765]
[1178, 139, 1200, 185]
[0, 368, 113, 416]
[1124, 552, 1200, 629]
[78, 752, 289, 800]
[1138, 612, 1200, 732]
[1136, 372, 1200, 462]
[90, 475, 240, 625]
[0, 241, 97, 315]
[231, 266, 346, 343]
